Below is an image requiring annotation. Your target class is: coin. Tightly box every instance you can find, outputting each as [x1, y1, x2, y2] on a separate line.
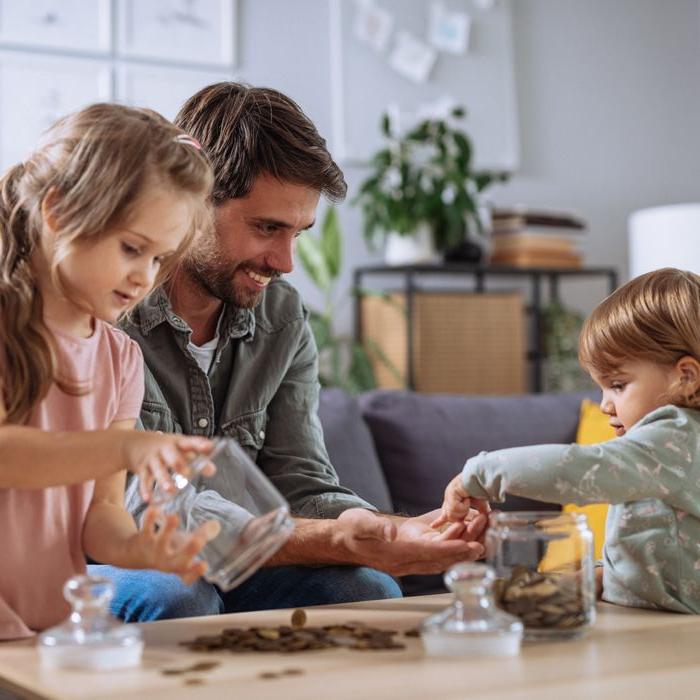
[291, 608, 307, 628]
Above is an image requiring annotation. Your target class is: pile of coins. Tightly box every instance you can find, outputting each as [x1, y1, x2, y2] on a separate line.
[180, 610, 407, 654]
[495, 566, 588, 630]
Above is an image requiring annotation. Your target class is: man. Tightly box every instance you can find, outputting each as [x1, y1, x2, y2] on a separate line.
[97, 83, 485, 621]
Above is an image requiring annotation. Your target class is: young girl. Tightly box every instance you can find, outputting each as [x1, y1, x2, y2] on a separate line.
[0, 103, 218, 639]
[434, 268, 700, 613]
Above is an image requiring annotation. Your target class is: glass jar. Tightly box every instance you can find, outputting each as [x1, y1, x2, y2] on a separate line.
[421, 562, 523, 657]
[485, 511, 595, 640]
[151, 438, 294, 592]
[38, 575, 143, 670]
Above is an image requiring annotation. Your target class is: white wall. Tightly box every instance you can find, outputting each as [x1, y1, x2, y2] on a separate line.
[250, 0, 700, 330]
[5, 0, 700, 331]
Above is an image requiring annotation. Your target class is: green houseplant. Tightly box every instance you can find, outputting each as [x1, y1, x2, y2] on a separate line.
[297, 207, 402, 393]
[544, 300, 595, 393]
[353, 105, 508, 260]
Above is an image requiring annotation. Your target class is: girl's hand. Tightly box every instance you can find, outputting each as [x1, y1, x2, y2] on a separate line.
[121, 432, 215, 502]
[128, 506, 221, 585]
[431, 474, 489, 530]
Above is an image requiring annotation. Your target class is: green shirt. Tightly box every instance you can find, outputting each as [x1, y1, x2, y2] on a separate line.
[120, 282, 374, 519]
[462, 405, 700, 613]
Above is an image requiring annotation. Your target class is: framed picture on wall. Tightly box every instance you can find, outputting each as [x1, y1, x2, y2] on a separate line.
[0, 53, 111, 169]
[117, 0, 237, 67]
[0, 0, 112, 54]
[116, 63, 231, 120]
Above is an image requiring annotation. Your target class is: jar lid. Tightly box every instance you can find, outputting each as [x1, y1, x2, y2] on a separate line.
[421, 563, 523, 657]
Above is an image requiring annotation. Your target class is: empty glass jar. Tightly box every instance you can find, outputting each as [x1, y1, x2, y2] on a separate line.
[421, 562, 523, 656]
[486, 511, 595, 640]
[38, 575, 143, 670]
[152, 437, 294, 591]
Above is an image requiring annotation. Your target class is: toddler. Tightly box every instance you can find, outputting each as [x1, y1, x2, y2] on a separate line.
[435, 268, 700, 613]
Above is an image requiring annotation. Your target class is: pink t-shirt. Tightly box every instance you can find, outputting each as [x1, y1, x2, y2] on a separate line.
[0, 320, 144, 639]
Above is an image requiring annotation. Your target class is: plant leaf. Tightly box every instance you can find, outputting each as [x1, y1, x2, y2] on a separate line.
[363, 337, 406, 387]
[321, 207, 342, 280]
[453, 132, 472, 167]
[308, 310, 332, 349]
[381, 113, 391, 137]
[297, 232, 331, 291]
[347, 343, 377, 393]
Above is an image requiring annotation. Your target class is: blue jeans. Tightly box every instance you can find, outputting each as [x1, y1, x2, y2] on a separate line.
[89, 565, 402, 622]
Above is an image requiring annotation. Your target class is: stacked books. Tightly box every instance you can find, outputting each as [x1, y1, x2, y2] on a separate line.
[490, 208, 586, 268]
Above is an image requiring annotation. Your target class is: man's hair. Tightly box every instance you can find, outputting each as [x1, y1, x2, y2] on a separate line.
[175, 82, 347, 204]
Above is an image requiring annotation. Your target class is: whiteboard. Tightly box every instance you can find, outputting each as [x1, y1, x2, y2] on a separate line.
[330, 0, 519, 171]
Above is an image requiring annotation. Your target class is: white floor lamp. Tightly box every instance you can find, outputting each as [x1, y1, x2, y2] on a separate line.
[628, 203, 700, 278]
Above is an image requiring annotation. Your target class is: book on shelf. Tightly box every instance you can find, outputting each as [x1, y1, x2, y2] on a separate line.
[489, 206, 587, 269]
[491, 231, 582, 251]
[491, 207, 586, 231]
[490, 249, 583, 269]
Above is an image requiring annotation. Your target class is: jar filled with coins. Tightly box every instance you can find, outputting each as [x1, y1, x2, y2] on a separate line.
[486, 511, 595, 640]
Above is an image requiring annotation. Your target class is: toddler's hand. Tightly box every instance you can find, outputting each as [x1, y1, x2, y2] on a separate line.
[431, 474, 488, 530]
[129, 506, 221, 585]
[122, 432, 215, 502]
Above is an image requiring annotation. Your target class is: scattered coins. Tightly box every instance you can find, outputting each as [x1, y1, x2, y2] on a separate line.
[161, 660, 221, 676]
[495, 566, 588, 630]
[180, 609, 406, 654]
[258, 667, 305, 680]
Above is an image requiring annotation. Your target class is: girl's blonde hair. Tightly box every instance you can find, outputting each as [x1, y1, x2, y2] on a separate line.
[0, 102, 213, 424]
[579, 267, 700, 408]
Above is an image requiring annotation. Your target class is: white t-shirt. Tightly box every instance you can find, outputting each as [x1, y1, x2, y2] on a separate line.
[187, 311, 223, 375]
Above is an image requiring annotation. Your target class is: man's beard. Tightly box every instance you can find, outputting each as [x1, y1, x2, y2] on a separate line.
[184, 243, 280, 309]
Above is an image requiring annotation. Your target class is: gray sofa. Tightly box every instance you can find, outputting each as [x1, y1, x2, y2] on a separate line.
[318, 388, 596, 594]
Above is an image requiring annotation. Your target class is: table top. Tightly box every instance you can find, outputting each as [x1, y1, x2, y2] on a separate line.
[0, 595, 697, 700]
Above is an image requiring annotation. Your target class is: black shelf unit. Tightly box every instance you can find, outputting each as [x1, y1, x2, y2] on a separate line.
[353, 264, 619, 393]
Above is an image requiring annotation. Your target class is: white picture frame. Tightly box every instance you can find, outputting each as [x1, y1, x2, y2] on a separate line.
[116, 63, 232, 121]
[0, 53, 112, 170]
[0, 0, 112, 54]
[117, 0, 236, 67]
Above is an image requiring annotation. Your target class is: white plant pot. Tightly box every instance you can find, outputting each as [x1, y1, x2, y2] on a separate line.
[384, 225, 440, 266]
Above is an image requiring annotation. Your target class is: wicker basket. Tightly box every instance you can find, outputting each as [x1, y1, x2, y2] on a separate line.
[361, 291, 526, 395]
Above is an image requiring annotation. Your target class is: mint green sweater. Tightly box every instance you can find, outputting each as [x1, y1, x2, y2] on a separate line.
[462, 405, 700, 613]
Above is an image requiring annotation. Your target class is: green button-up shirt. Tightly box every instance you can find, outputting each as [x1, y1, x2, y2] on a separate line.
[119, 281, 373, 519]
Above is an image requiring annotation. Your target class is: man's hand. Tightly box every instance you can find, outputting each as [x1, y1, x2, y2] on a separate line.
[399, 508, 488, 545]
[333, 508, 486, 577]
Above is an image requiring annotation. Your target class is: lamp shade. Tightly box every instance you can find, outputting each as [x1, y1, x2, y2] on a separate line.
[629, 204, 700, 278]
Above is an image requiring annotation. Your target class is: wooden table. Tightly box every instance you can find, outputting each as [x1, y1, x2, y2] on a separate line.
[0, 595, 697, 700]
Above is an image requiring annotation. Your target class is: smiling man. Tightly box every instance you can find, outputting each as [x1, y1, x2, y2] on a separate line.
[98, 82, 485, 621]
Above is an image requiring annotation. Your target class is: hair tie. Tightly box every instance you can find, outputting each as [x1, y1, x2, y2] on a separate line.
[174, 134, 201, 150]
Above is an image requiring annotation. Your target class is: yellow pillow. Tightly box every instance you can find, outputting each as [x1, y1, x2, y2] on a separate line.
[563, 399, 614, 560]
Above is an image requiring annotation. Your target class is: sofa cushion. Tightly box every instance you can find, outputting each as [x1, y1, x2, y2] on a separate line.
[318, 388, 394, 513]
[359, 390, 596, 516]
